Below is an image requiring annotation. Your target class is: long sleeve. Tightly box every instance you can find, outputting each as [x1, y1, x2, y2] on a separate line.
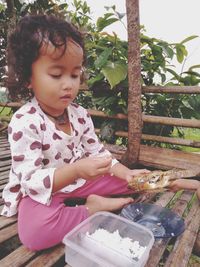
[2, 109, 56, 217]
[79, 109, 118, 167]
[9, 113, 55, 203]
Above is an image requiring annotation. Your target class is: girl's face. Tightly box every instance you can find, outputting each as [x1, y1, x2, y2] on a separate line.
[29, 39, 83, 115]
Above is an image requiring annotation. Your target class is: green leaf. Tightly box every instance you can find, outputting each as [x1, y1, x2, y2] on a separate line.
[189, 64, 200, 71]
[160, 73, 166, 83]
[180, 35, 199, 44]
[94, 48, 112, 69]
[101, 62, 127, 88]
[183, 71, 200, 78]
[103, 13, 115, 19]
[176, 44, 187, 63]
[165, 68, 180, 80]
[97, 17, 119, 31]
[87, 73, 104, 86]
[0, 3, 6, 12]
[158, 42, 174, 59]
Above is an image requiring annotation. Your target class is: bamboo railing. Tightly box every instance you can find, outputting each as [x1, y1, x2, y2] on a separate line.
[142, 86, 200, 94]
[1, 85, 200, 149]
[88, 85, 200, 149]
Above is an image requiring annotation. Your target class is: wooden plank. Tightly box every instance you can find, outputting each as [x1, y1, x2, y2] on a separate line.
[0, 184, 7, 192]
[138, 145, 200, 170]
[0, 139, 8, 142]
[0, 159, 11, 167]
[0, 136, 8, 140]
[164, 197, 200, 267]
[0, 174, 9, 184]
[0, 166, 10, 173]
[26, 245, 65, 267]
[0, 171, 9, 180]
[0, 245, 37, 267]
[0, 181, 8, 189]
[153, 191, 175, 207]
[0, 150, 11, 157]
[0, 140, 9, 144]
[145, 191, 193, 267]
[0, 145, 9, 150]
[0, 143, 9, 146]
[0, 223, 18, 244]
[0, 215, 17, 230]
[0, 144, 10, 150]
[105, 143, 200, 170]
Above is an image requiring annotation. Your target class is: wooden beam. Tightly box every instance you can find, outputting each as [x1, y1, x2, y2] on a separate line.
[142, 86, 200, 94]
[95, 129, 200, 148]
[143, 115, 200, 128]
[124, 0, 142, 167]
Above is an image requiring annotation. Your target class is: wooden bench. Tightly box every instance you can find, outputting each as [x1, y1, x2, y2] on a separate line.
[0, 132, 200, 267]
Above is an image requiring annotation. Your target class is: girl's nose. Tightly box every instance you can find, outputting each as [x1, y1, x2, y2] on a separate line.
[62, 77, 73, 91]
[63, 86, 72, 91]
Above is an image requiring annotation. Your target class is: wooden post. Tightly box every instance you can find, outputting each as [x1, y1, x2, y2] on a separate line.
[122, 0, 142, 167]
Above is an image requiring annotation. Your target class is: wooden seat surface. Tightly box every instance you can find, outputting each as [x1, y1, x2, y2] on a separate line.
[0, 132, 199, 267]
[105, 143, 200, 170]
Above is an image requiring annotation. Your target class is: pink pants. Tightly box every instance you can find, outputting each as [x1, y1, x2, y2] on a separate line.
[18, 175, 133, 251]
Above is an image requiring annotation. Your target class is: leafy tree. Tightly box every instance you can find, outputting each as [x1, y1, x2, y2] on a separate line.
[1, 0, 200, 146]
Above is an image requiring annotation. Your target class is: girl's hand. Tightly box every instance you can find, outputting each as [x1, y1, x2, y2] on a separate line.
[169, 178, 200, 192]
[75, 156, 112, 180]
[125, 169, 150, 183]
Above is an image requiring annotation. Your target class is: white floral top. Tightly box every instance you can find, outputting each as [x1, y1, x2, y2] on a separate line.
[1, 97, 118, 217]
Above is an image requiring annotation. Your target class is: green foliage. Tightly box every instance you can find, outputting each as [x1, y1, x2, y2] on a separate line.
[1, 0, 200, 146]
[101, 62, 127, 89]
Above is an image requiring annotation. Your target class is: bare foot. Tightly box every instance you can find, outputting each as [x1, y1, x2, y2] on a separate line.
[85, 194, 134, 215]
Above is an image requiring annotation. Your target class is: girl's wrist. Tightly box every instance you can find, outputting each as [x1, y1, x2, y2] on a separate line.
[71, 161, 80, 179]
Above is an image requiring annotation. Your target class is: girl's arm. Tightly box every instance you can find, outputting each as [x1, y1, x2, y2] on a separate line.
[79, 108, 149, 182]
[169, 178, 200, 191]
[52, 156, 112, 192]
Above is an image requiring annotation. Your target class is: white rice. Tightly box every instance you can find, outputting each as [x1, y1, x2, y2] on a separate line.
[85, 229, 146, 260]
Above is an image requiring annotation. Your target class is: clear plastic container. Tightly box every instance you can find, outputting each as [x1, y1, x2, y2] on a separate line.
[63, 211, 154, 267]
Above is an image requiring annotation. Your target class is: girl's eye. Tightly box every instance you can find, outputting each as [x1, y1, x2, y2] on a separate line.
[50, 74, 62, 79]
[71, 74, 80, 79]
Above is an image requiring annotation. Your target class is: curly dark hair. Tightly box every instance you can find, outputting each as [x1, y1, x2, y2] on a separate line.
[7, 14, 85, 101]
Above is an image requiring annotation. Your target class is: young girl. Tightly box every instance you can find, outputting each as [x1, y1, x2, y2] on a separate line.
[1, 14, 149, 251]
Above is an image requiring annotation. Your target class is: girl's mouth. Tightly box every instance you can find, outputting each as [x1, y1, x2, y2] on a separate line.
[60, 94, 71, 100]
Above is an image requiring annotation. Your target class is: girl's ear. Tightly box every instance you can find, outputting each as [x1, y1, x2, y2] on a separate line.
[27, 80, 32, 89]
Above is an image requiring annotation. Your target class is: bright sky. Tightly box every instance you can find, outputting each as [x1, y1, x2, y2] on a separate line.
[85, 0, 200, 73]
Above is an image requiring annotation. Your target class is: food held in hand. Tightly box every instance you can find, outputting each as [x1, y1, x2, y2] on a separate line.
[128, 169, 200, 192]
